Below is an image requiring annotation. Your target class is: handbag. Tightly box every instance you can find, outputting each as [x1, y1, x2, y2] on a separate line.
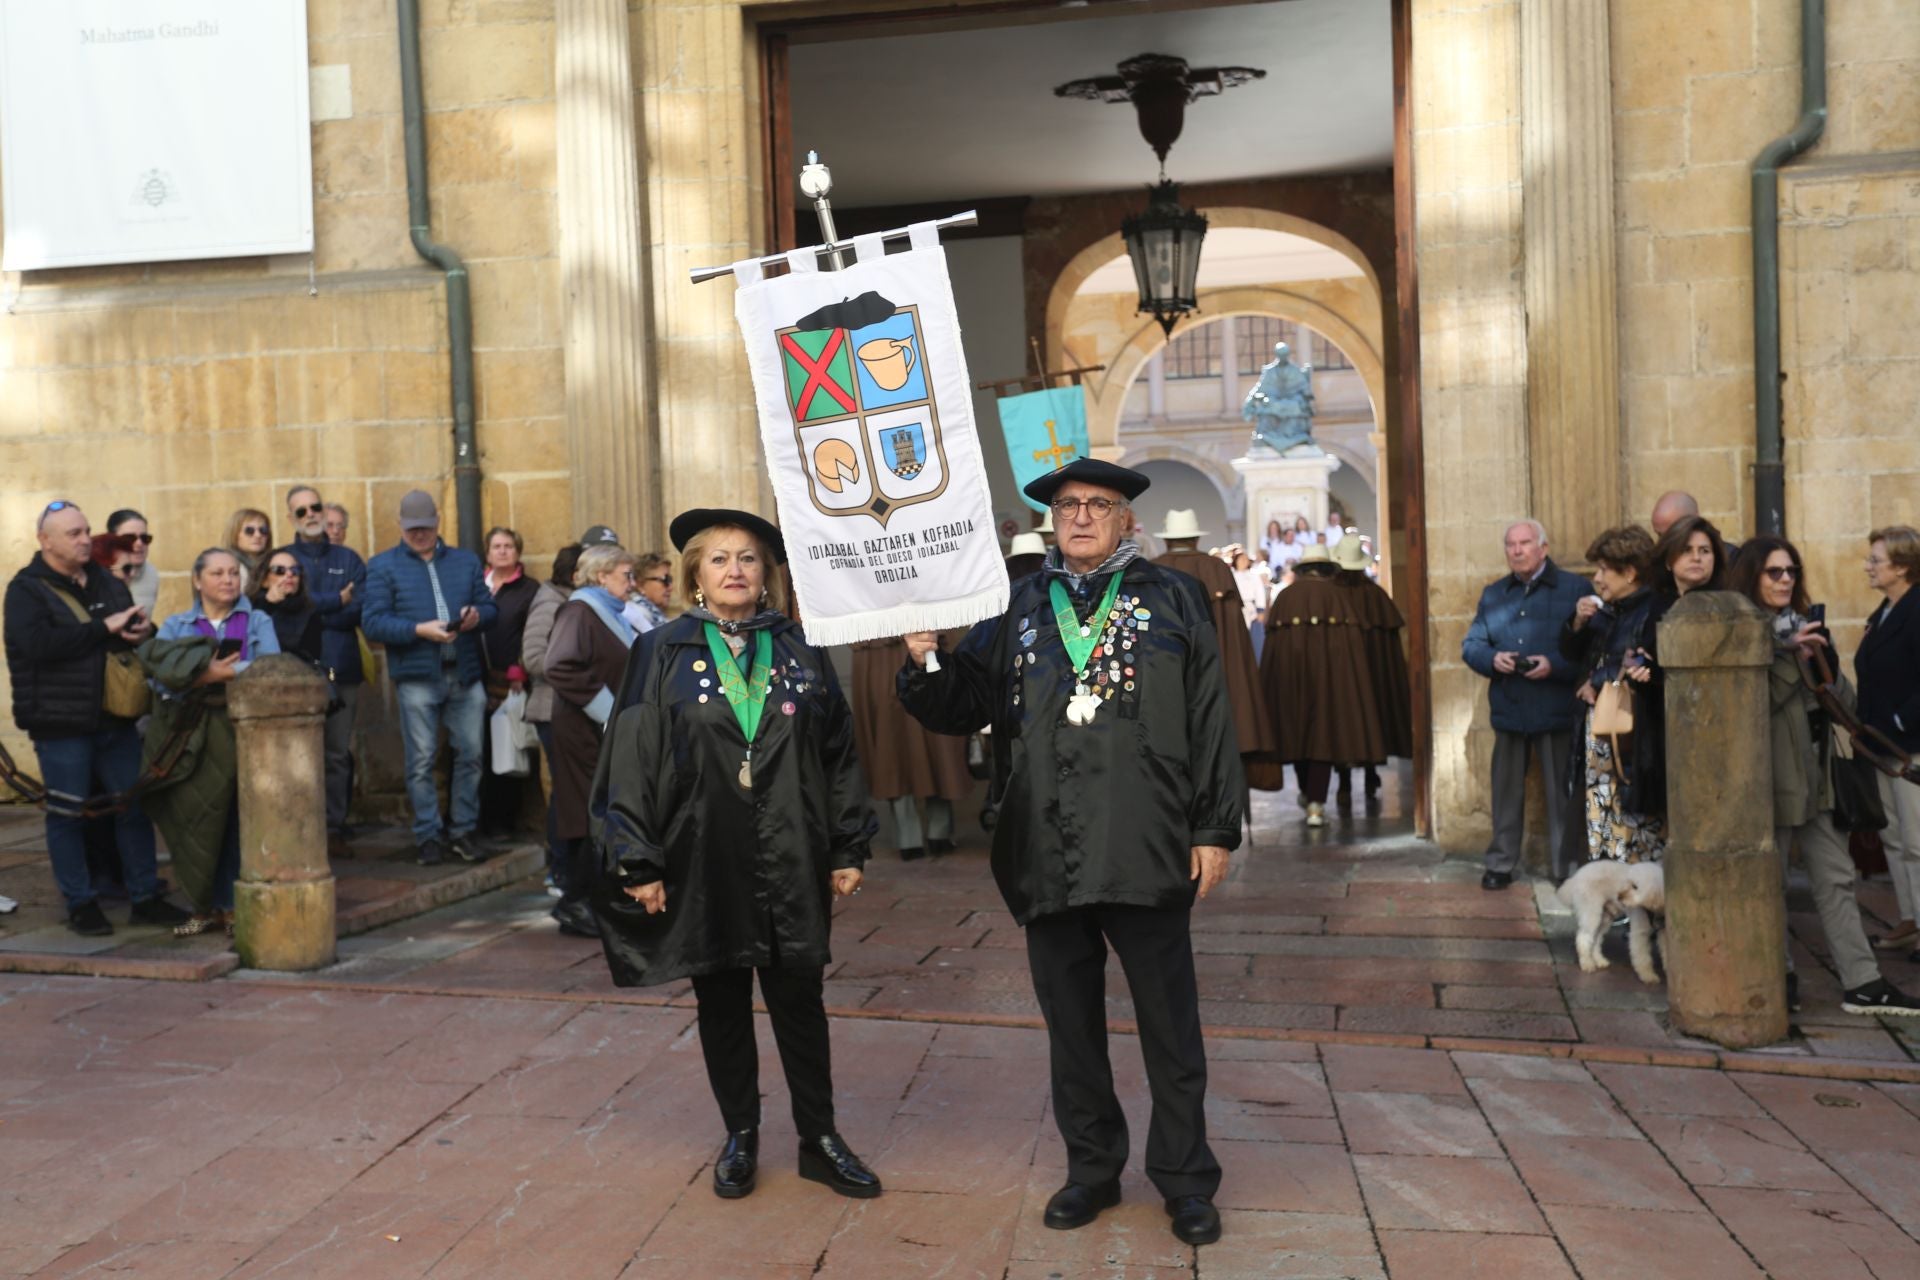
[489, 696, 532, 776]
[1590, 678, 1635, 779]
[1830, 733, 1889, 833]
[49, 583, 151, 720]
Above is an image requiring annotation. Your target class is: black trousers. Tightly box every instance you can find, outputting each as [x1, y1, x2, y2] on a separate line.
[689, 965, 836, 1140]
[1025, 904, 1221, 1200]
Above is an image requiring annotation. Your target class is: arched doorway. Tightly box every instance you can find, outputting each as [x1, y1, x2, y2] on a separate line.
[1121, 456, 1235, 548]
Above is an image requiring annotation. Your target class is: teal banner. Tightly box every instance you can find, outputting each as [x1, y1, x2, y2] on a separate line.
[997, 385, 1090, 513]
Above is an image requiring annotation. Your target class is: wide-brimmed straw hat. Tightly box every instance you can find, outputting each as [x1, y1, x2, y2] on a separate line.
[1156, 508, 1208, 540]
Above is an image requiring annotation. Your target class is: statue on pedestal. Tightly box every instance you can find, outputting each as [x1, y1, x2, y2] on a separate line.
[1241, 341, 1318, 455]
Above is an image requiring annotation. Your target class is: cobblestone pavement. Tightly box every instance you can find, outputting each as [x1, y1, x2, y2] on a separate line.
[2, 775, 1919, 1275]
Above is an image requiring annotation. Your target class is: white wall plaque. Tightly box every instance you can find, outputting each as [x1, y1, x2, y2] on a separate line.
[0, 1, 314, 271]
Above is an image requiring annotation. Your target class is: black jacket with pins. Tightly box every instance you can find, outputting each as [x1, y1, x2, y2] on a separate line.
[587, 613, 874, 987]
[898, 558, 1245, 926]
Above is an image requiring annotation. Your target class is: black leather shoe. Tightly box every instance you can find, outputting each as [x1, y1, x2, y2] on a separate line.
[551, 900, 597, 939]
[1481, 869, 1513, 891]
[898, 846, 926, 862]
[1165, 1194, 1221, 1245]
[928, 838, 956, 857]
[1043, 1179, 1121, 1230]
[798, 1133, 881, 1198]
[712, 1128, 758, 1199]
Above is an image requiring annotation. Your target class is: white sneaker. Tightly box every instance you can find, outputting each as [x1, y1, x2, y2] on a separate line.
[0, 894, 17, 914]
[1305, 803, 1327, 828]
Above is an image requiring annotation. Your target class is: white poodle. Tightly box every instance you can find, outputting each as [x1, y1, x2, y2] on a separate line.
[1556, 860, 1665, 984]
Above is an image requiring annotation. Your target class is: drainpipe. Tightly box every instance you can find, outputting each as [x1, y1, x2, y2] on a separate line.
[1751, 0, 1826, 538]
[397, 0, 482, 552]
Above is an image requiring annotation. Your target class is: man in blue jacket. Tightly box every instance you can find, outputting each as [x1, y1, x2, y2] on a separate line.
[1462, 520, 1590, 890]
[282, 485, 366, 859]
[361, 490, 497, 866]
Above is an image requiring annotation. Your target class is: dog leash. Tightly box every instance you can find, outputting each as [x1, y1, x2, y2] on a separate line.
[1798, 647, 1920, 786]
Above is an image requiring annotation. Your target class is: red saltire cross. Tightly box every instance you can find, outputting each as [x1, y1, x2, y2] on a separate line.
[781, 328, 857, 418]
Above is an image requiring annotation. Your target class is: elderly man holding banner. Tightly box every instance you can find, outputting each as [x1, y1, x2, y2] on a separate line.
[899, 458, 1244, 1248]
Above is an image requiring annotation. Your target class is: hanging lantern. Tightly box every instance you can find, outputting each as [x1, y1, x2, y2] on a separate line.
[1122, 180, 1208, 337]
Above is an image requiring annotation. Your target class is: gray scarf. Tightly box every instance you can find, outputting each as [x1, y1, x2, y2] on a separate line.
[1043, 541, 1141, 596]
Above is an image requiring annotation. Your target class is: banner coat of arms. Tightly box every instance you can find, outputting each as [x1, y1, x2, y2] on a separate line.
[732, 225, 1009, 646]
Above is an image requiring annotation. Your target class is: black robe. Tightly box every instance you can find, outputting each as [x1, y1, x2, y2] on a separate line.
[898, 558, 1244, 925]
[587, 614, 874, 987]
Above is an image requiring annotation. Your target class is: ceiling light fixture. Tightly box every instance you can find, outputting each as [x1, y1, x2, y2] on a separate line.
[1056, 54, 1265, 336]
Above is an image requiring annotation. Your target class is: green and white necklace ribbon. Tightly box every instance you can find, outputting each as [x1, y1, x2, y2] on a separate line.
[1048, 573, 1125, 726]
[703, 622, 774, 788]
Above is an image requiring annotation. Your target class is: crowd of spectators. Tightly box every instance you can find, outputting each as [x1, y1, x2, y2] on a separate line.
[3, 488, 676, 938]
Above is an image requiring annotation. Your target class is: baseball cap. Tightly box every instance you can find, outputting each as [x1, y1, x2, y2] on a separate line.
[398, 490, 439, 531]
[579, 524, 621, 547]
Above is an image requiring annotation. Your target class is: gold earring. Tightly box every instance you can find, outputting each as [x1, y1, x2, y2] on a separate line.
[759, 587, 769, 607]
[694, 587, 706, 609]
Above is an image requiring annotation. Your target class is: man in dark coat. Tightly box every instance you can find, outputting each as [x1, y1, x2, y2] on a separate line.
[282, 484, 367, 858]
[3, 501, 191, 935]
[1461, 520, 1589, 889]
[899, 458, 1243, 1248]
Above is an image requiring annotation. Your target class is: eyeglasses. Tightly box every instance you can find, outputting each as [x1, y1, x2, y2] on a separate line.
[1050, 497, 1123, 519]
[126, 532, 154, 545]
[268, 564, 301, 577]
[642, 575, 672, 586]
[1866, 556, 1890, 568]
[1763, 566, 1800, 582]
[43, 500, 74, 515]
[292, 504, 321, 519]
[241, 525, 268, 538]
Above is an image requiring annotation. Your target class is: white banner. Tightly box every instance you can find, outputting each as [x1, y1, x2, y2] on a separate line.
[733, 225, 1009, 646]
[0, 0, 313, 271]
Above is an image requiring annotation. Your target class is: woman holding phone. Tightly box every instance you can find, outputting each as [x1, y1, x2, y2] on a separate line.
[1560, 526, 1665, 863]
[143, 549, 280, 936]
[1727, 537, 1920, 1015]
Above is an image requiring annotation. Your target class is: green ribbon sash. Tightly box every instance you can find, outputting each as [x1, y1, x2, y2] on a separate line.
[703, 623, 774, 746]
[1048, 573, 1126, 681]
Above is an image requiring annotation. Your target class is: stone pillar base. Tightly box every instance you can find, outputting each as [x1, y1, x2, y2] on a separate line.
[234, 878, 337, 972]
[1232, 447, 1341, 545]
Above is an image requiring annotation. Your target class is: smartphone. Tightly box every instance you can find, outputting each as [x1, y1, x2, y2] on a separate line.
[1516, 656, 1539, 674]
[1808, 603, 1826, 626]
[214, 638, 244, 661]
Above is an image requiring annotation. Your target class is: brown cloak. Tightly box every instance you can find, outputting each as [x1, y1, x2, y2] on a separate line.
[1250, 568, 1413, 785]
[545, 599, 636, 839]
[1154, 549, 1278, 756]
[850, 636, 973, 801]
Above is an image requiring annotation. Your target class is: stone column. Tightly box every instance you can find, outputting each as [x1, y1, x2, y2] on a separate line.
[1658, 593, 1787, 1049]
[557, 0, 658, 546]
[229, 655, 336, 971]
[1521, 0, 1622, 555]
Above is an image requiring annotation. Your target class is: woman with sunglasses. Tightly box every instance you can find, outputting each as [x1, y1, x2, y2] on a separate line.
[624, 552, 674, 633]
[1856, 526, 1920, 956]
[251, 551, 324, 669]
[223, 509, 274, 592]
[107, 510, 158, 613]
[1725, 537, 1920, 1016]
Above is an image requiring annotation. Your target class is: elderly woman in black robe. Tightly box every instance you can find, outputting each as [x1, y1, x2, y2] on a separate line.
[590, 508, 880, 1202]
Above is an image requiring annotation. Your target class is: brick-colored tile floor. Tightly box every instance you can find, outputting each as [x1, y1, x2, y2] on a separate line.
[2, 768, 1920, 1273]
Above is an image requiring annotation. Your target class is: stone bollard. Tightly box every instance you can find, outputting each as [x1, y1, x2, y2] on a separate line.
[1657, 592, 1786, 1048]
[228, 654, 336, 970]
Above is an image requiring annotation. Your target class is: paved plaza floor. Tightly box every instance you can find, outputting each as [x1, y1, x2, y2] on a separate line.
[1, 776, 1918, 1275]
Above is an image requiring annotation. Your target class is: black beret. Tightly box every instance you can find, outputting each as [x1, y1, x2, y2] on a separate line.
[1021, 458, 1151, 506]
[667, 508, 788, 565]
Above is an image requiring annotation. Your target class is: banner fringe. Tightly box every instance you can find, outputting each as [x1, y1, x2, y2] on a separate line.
[799, 583, 1010, 649]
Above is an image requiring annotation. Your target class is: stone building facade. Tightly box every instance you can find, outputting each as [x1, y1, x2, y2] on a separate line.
[0, 0, 1916, 848]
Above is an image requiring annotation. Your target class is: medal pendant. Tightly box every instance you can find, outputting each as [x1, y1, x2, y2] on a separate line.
[738, 758, 753, 789]
[1066, 682, 1102, 727]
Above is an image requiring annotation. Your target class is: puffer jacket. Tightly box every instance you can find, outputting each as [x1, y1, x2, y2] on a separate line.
[3, 555, 140, 739]
[360, 539, 496, 685]
[1461, 559, 1590, 735]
